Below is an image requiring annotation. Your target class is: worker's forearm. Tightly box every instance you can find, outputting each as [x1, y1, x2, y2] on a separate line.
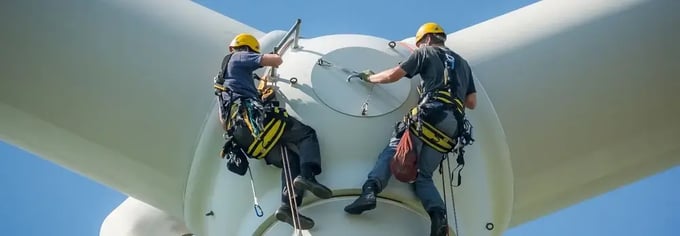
[369, 67, 402, 84]
[368, 72, 391, 83]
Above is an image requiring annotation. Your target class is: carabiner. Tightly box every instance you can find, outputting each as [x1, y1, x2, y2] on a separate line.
[360, 102, 369, 116]
[254, 204, 263, 217]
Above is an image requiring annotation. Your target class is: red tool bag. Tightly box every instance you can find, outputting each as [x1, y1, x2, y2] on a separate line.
[390, 129, 418, 183]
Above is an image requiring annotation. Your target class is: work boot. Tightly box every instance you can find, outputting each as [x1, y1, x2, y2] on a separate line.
[343, 180, 378, 215]
[293, 176, 333, 199]
[428, 208, 449, 236]
[275, 204, 315, 230]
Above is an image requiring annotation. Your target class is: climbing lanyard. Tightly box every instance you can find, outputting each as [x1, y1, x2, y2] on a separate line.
[247, 165, 264, 217]
[440, 155, 459, 236]
[316, 58, 359, 77]
[445, 153, 460, 236]
[281, 146, 303, 235]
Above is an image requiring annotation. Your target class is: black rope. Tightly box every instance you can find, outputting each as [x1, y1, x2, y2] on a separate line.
[438, 157, 449, 236]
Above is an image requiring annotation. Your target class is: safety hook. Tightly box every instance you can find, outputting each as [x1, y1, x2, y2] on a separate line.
[360, 102, 369, 116]
[346, 73, 363, 82]
[254, 204, 263, 217]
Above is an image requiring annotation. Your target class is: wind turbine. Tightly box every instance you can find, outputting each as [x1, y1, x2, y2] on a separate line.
[1, 0, 678, 235]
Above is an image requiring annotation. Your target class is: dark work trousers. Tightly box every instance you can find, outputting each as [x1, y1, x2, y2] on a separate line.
[229, 103, 323, 206]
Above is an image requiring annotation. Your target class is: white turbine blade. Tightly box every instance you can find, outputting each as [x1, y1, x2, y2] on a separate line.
[445, 0, 680, 225]
[0, 0, 261, 217]
[100, 197, 191, 236]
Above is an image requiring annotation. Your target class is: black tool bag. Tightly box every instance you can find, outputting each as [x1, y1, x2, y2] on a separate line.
[222, 138, 250, 176]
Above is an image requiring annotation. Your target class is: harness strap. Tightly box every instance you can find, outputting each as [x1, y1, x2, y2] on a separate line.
[430, 90, 464, 115]
[407, 89, 464, 154]
[408, 114, 456, 153]
[215, 53, 235, 125]
[222, 100, 289, 160]
[257, 67, 276, 102]
[214, 84, 227, 93]
[215, 53, 233, 86]
[452, 120, 474, 187]
[246, 107, 289, 159]
[214, 53, 290, 160]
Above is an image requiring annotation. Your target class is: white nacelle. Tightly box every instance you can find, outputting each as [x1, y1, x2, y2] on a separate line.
[183, 33, 513, 236]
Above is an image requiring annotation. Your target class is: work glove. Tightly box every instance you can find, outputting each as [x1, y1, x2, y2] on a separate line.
[354, 70, 375, 82]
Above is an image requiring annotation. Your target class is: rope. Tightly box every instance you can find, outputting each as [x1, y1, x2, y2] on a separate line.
[281, 146, 302, 235]
[440, 152, 460, 236]
[247, 165, 264, 217]
[445, 153, 460, 236]
[316, 58, 359, 76]
[438, 158, 449, 236]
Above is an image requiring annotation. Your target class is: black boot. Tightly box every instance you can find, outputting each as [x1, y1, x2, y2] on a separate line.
[275, 204, 315, 230]
[293, 175, 333, 199]
[343, 180, 378, 215]
[428, 208, 448, 236]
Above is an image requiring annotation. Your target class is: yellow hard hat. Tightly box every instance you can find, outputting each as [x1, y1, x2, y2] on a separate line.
[415, 22, 446, 44]
[229, 33, 260, 53]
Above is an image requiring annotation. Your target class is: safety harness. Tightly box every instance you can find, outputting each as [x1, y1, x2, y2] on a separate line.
[406, 47, 476, 236]
[215, 53, 299, 220]
[214, 53, 290, 163]
[406, 47, 475, 187]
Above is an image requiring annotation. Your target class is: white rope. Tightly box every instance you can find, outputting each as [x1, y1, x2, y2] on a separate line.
[281, 145, 303, 235]
[247, 166, 263, 217]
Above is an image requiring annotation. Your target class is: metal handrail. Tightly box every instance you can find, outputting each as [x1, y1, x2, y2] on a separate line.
[273, 18, 301, 55]
[269, 19, 302, 79]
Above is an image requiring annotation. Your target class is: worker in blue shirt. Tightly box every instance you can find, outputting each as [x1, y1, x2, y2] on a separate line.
[215, 33, 333, 230]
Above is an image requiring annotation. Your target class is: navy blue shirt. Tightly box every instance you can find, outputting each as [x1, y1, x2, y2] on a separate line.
[219, 51, 262, 99]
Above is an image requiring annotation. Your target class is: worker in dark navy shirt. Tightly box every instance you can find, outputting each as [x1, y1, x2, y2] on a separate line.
[344, 23, 477, 236]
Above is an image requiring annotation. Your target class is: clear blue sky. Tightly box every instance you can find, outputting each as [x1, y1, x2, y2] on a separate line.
[1, 1, 678, 235]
